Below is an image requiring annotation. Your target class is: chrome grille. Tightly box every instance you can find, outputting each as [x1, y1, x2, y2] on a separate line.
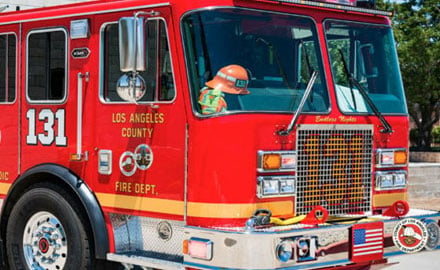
[295, 125, 373, 215]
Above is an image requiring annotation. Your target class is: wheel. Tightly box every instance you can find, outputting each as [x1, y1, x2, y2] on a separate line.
[6, 183, 92, 270]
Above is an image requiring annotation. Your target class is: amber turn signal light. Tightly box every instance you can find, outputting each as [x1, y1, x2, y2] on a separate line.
[183, 240, 189, 255]
[263, 154, 281, 170]
[394, 150, 407, 165]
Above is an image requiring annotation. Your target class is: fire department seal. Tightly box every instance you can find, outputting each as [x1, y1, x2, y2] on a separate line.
[392, 218, 428, 253]
[119, 151, 137, 176]
[134, 144, 153, 170]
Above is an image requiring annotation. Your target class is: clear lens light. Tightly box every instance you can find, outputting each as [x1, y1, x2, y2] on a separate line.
[394, 173, 406, 187]
[380, 151, 394, 165]
[281, 154, 297, 169]
[276, 241, 293, 263]
[376, 171, 407, 190]
[280, 179, 295, 194]
[263, 180, 279, 195]
[380, 174, 394, 188]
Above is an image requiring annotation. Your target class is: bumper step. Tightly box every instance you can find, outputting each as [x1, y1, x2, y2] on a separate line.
[107, 251, 184, 270]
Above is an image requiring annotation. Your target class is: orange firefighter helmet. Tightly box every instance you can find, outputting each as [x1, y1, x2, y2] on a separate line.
[205, 65, 250, 95]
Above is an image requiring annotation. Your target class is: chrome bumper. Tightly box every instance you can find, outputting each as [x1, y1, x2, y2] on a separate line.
[183, 209, 440, 270]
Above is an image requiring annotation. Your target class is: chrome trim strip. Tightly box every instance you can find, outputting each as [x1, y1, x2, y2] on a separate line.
[184, 123, 188, 224]
[268, 0, 392, 16]
[184, 223, 351, 269]
[183, 211, 440, 270]
[77, 72, 83, 158]
[107, 253, 184, 270]
[0, 3, 171, 26]
[184, 259, 353, 270]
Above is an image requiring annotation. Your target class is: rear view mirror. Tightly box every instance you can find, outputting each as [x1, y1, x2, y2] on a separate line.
[118, 16, 146, 72]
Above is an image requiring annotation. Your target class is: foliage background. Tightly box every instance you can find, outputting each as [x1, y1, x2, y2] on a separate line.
[379, 0, 440, 150]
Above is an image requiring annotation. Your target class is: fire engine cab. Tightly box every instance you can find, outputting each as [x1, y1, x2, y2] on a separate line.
[0, 0, 438, 269]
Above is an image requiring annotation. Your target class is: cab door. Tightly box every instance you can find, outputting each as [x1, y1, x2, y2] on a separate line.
[0, 24, 19, 197]
[89, 6, 187, 219]
[20, 20, 73, 172]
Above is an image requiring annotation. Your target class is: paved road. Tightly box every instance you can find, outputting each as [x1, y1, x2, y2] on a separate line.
[383, 250, 440, 269]
[384, 164, 440, 269]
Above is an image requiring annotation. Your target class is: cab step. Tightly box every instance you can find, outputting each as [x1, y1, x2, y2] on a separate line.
[107, 251, 185, 270]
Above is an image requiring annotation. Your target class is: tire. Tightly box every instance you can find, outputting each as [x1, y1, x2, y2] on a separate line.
[6, 183, 93, 270]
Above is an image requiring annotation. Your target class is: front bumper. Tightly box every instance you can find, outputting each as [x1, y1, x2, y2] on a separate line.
[183, 209, 440, 270]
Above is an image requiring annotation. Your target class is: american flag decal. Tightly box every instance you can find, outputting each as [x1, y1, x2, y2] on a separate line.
[350, 222, 384, 263]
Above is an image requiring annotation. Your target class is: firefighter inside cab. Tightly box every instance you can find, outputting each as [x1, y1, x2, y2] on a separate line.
[198, 65, 250, 114]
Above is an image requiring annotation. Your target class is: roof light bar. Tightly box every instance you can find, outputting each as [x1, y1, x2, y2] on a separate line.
[259, 0, 392, 17]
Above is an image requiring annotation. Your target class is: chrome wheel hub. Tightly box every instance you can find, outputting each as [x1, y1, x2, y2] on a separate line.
[23, 211, 68, 270]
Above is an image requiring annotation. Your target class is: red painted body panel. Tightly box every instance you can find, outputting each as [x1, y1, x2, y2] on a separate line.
[0, 0, 408, 227]
[0, 23, 19, 188]
[0, 0, 411, 268]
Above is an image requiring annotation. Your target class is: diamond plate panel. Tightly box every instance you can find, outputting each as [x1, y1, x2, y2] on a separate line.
[110, 214, 184, 256]
[295, 125, 373, 215]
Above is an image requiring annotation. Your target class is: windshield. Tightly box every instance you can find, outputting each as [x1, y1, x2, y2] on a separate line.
[325, 20, 407, 114]
[182, 8, 329, 115]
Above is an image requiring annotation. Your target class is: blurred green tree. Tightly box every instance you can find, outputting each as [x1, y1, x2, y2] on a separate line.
[378, 0, 440, 150]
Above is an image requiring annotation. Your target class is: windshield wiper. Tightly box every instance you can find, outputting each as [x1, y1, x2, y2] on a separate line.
[338, 50, 393, 133]
[279, 70, 319, 136]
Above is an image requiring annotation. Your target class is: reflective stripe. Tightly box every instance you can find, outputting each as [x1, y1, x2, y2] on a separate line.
[217, 71, 248, 89]
[217, 71, 237, 83]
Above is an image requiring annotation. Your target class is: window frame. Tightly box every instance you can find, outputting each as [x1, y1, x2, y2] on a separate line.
[26, 27, 69, 104]
[0, 32, 17, 104]
[180, 7, 331, 118]
[99, 17, 177, 104]
[323, 18, 408, 116]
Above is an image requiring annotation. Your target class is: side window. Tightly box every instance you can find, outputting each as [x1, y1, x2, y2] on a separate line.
[27, 29, 67, 102]
[327, 38, 350, 87]
[298, 40, 320, 84]
[0, 34, 16, 103]
[102, 19, 175, 102]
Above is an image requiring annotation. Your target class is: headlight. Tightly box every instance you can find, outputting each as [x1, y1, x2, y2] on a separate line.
[262, 179, 279, 196]
[376, 148, 407, 168]
[257, 176, 295, 198]
[257, 151, 296, 172]
[276, 240, 293, 263]
[375, 170, 407, 190]
[280, 179, 295, 194]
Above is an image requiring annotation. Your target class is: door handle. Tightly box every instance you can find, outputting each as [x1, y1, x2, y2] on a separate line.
[72, 72, 89, 161]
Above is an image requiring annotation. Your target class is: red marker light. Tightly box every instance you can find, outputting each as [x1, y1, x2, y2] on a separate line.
[383, 200, 409, 217]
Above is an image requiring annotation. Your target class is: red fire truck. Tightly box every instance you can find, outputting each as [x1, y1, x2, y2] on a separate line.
[0, 0, 438, 269]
